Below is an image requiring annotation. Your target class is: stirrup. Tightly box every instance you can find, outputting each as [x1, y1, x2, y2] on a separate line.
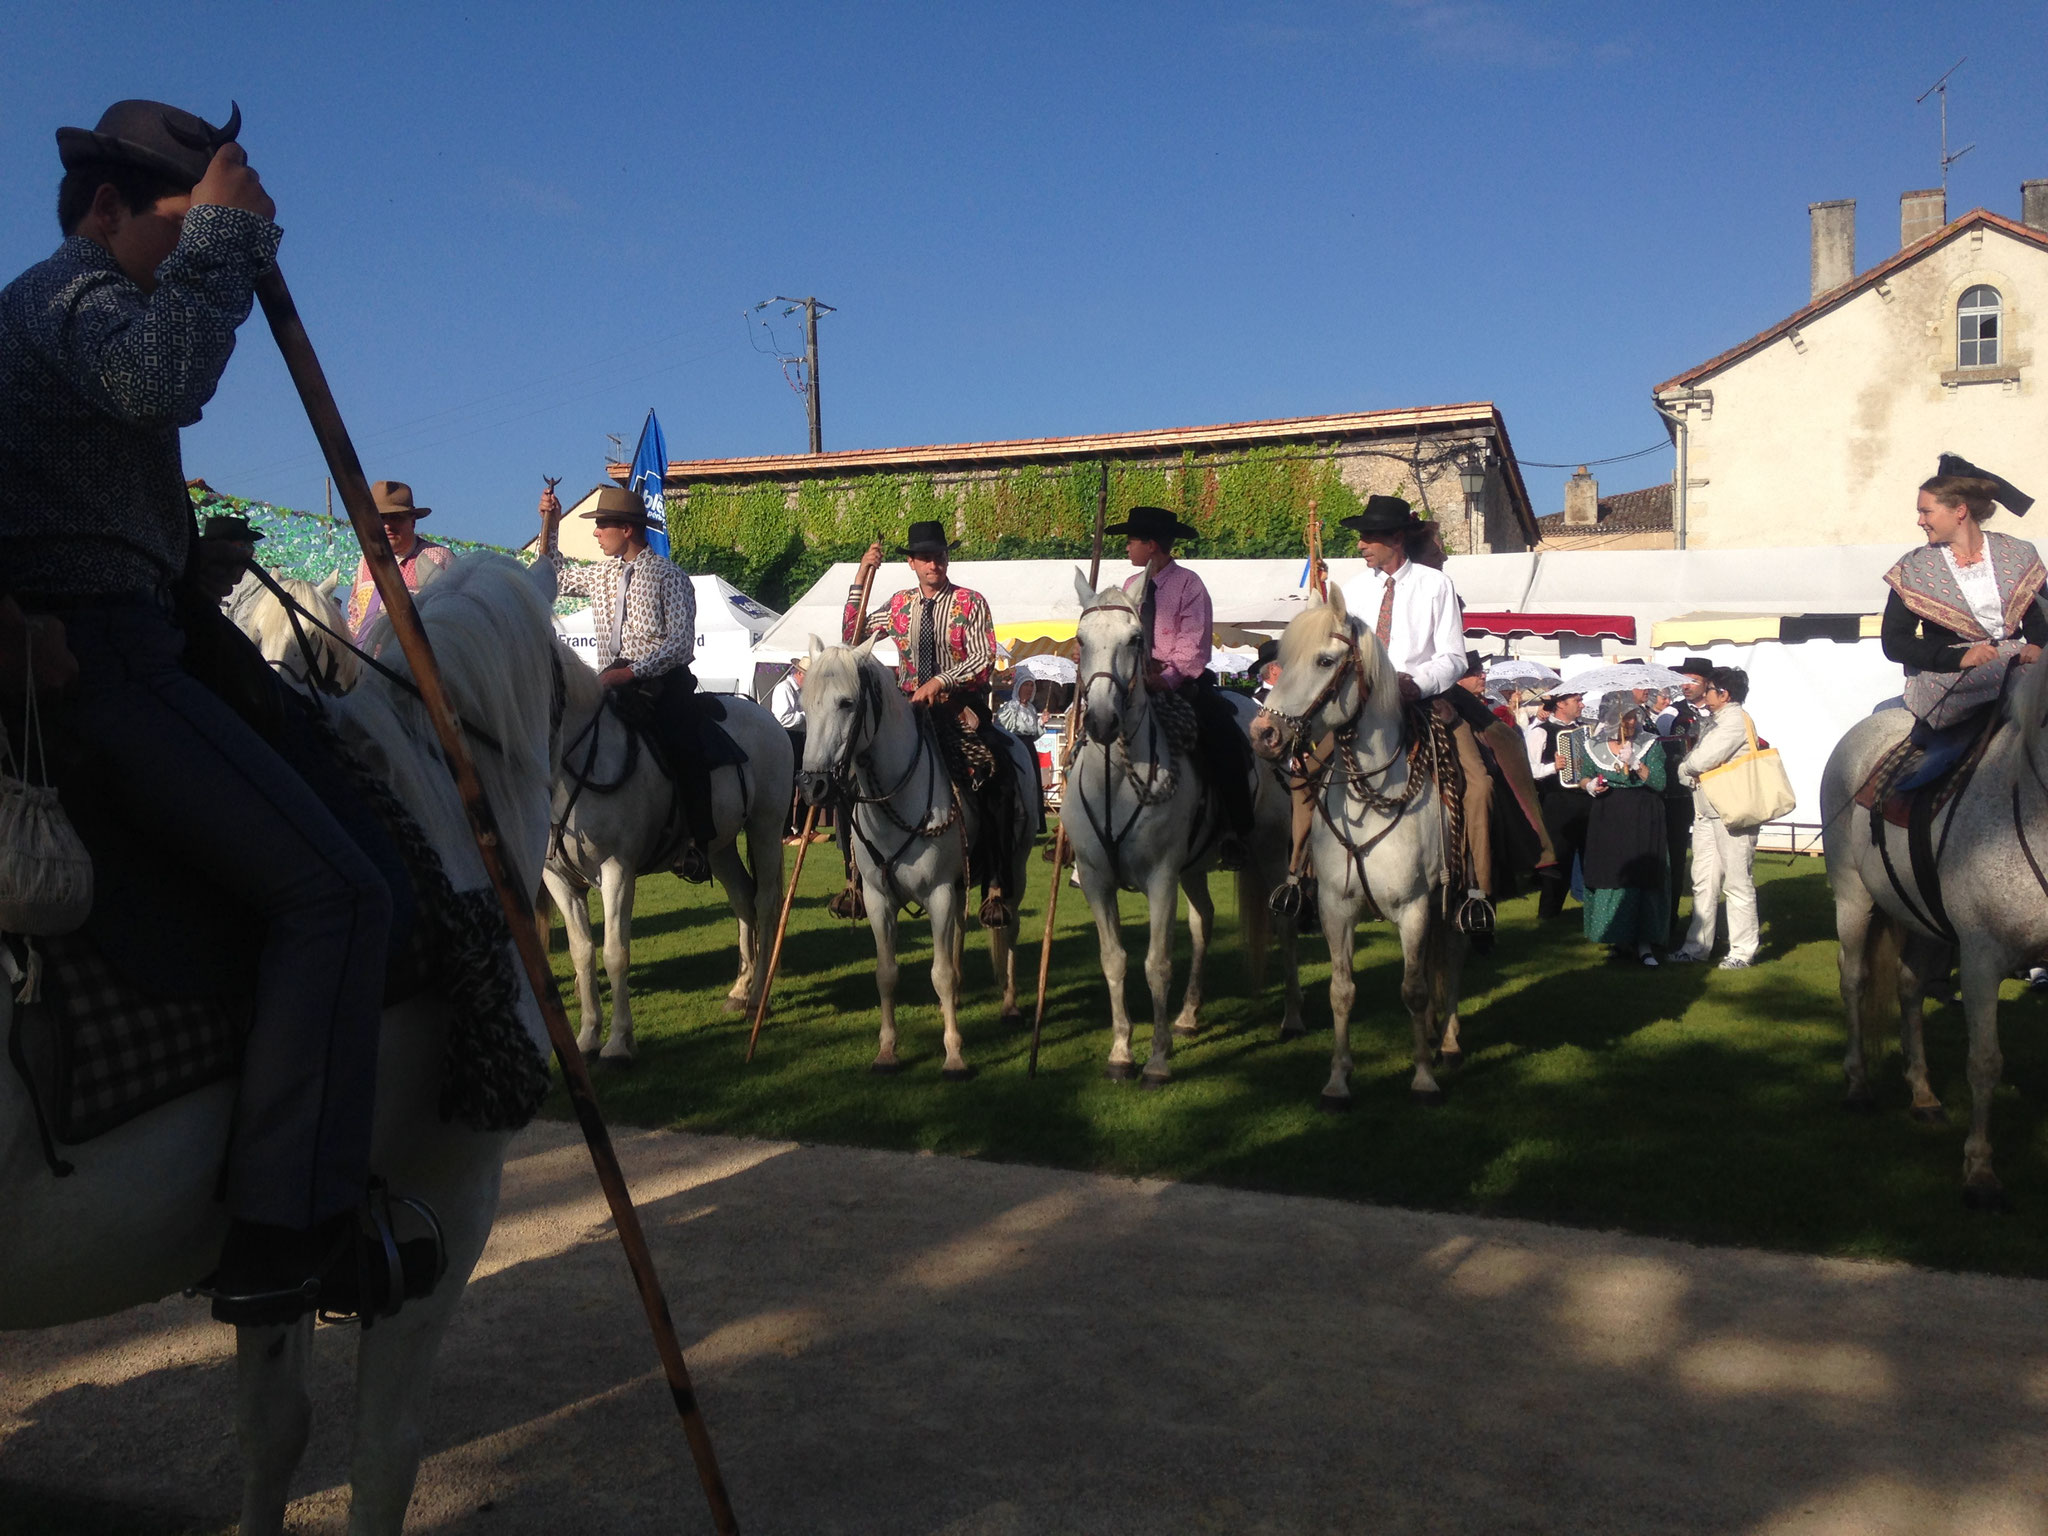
[192, 1182, 446, 1329]
[1215, 834, 1249, 872]
[1454, 888, 1496, 952]
[827, 880, 867, 921]
[1269, 872, 1317, 920]
[977, 890, 1015, 929]
[674, 842, 713, 884]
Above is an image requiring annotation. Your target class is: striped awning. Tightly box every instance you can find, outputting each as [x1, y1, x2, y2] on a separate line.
[1650, 612, 1880, 647]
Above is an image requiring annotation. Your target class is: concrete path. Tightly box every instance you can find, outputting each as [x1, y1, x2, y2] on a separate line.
[5, 1122, 2048, 1535]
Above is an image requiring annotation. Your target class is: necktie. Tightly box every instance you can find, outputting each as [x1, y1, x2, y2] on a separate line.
[917, 594, 940, 686]
[608, 561, 635, 664]
[1373, 572, 1396, 648]
[1140, 573, 1158, 653]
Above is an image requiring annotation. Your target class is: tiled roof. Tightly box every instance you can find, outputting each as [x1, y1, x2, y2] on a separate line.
[1654, 208, 2048, 394]
[1534, 482, 1672, 537]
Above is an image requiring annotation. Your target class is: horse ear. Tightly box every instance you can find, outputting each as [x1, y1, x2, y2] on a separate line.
[855, 634, 879, 662]
[318, 572, 339, 598]
[1326, 581, 1349, 622]
[1072, 568, 1096, 608]
[807, 634, 825, 665]
[1128, 568, 1149, 610]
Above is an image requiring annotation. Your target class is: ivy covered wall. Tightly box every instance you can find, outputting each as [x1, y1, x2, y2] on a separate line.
[665, 444, 1435, 611]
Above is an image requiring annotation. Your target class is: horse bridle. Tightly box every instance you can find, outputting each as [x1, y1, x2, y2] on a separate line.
[819, 661, 967, 913]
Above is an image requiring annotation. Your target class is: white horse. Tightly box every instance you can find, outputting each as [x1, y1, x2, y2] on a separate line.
[1823, 659, 2048, 1206]
[2, 555, 564, 1535]
[542, 657, 793, 1062]
[235, 569, 362, 693]
[1249, 586, 1467, 1110]
[1064, 573, 1300, 1084]
[797, 635, 1035, 1077]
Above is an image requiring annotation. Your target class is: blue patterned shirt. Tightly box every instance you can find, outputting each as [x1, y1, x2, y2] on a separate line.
[0, 206, 283, 595]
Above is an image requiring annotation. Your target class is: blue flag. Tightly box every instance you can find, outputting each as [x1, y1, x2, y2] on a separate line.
[627, 408, 671, 559]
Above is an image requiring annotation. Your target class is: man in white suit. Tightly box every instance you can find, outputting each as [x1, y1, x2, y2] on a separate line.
[1671, 666, 1760, 968]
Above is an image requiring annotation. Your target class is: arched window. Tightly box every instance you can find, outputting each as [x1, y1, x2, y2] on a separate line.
[1958, 285, 2002, 368]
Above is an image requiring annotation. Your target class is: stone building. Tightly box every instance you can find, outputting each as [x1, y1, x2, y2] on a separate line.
[1651, 182, 2048, 549]
[628, 403, 1539, 556]
[1532, 468, 1674, 550]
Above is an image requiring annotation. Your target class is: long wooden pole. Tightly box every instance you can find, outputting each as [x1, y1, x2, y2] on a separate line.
[743, 561, 878, 1058]
[744, 801, 817, 1062]
[253, 269, 739, 1536]
[1028, 462, 1108, 1075]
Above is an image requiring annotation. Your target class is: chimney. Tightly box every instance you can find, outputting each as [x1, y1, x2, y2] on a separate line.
[1900, 188, 1946, 248]
[2024, 179, 2048, 232]
[1564, 467, 1599, 527]
[1809, 199, 1856, 298]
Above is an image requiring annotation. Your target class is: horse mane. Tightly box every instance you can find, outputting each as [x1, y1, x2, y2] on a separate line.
[245, 574, 362, 691]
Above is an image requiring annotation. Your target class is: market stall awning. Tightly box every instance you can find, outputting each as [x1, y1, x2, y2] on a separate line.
[1462, 611, 1636, 641]
[1650, 611, 1880, 647]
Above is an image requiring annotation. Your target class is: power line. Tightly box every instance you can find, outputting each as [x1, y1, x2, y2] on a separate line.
[1513, 442, 1668, 470]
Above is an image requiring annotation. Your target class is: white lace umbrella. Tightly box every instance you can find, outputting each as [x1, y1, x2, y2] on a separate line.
[1557, 663, 1689, 699]
[1486, 659, 1561, 688]
[1014, 653, 1078, 684]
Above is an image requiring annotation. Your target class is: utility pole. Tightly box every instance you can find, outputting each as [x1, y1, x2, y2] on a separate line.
[774, 295, 834, 453]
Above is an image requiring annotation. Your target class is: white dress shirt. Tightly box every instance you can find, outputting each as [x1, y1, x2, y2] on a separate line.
[1338, 559, 1465, 698]
[1524, 717, 1559, 781]
[768, 672, 805, 729]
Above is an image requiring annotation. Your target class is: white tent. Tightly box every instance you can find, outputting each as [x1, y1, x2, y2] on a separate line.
[556, 574, 781, 694]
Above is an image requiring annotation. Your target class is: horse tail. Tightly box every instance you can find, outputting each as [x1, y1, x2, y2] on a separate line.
[1239, 865, 1271, 989]
[1858, 908, 1904, 1064]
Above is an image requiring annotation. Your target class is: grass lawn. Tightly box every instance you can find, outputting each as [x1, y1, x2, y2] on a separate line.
[544, 838, 2048, 1277]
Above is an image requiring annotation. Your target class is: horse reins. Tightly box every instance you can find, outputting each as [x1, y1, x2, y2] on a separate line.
[824, 661, 969, 916]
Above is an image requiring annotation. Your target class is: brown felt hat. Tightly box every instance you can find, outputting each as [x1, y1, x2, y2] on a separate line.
[371, 480, 431, 520]
[577, 483, 663, 527]
[57, 100, 241, 189]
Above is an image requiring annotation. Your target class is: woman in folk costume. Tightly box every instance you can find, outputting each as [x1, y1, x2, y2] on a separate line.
[1881, 454, 2046, 790]
[1573, 692, 1670, 965]
[345, 479, 452, 641]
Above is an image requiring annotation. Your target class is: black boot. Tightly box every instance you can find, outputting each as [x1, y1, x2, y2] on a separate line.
[197, 1184, 445, 1328]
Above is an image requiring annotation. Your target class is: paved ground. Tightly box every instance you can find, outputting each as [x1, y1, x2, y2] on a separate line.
[6, 1122, 2048, 1535]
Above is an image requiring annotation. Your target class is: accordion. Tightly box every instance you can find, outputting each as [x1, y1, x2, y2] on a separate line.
[1556, 726, 1587, 786]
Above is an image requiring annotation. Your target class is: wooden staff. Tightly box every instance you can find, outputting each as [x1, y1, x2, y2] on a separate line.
[1028, 462, 1109, 1075]
[254, 269, 739, 1536]
[1305, 494, 1327, 600]
[744, 561, 878, 1058]
[1288, 496, 1328, 888]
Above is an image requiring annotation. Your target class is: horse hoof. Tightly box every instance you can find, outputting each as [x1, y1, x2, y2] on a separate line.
[1962, 1182, 2010, 1213]
[1410, 1086, 1446, 1108]
[869, 1060, 902, 1077]
[999, 1010, 1028, 1032]
[1842, 1096, 1879, 1115]
[1910, 1104, 1946, 1123]
[1104, 1061, 1138, 1082]
[596, 1055, 634, 1072]
[1436, 1049, 1464, 1070]
[1317, 1092, 1353, 1114]
[941, 1065, 977, 1083]
[1171, 1023, 1199, 1039]
[1279, 1025, 1306, 1041]
[721, 996, 748, 1015]
[1140, 1071, 1171, 1090]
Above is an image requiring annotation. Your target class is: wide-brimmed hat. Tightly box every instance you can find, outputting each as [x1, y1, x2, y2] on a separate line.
[1674, 655, 1716, 678]
[200, 513, 263, 544]
[57, 100, 241, 189]
[371, 480, 432, 520]
[1337, 495, 1420, 537]
[893, 519, 956, 558]
[577, 483, 664, 527]
[1103, 505, 1200, 544]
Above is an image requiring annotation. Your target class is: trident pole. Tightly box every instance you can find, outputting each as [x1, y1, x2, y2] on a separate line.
[1027, 461, 1108, 1075]
[253, 267, 739, 1536]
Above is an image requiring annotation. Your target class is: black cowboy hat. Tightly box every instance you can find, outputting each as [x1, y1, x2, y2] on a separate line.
[1936, 452, 2034, 516]
[57, 100, 241, 189]
[1102, 505, 1200, 543]
[1675, 655, 1716, 678]
[201, 514, 263, 544]
[1461, 650, 1485, 677]
[893, 519, 955, 558]
[1337, 495, 1420, 536]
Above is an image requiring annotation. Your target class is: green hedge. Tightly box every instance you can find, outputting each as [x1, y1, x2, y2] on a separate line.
[668, 447, 1406, 610]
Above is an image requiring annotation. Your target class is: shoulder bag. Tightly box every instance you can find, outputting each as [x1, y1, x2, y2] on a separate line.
[0, 631, 92, 935]
[1697, 715, 1796, 833]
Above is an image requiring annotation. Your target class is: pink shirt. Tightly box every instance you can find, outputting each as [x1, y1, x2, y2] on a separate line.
[1124, 559, 1212, 689]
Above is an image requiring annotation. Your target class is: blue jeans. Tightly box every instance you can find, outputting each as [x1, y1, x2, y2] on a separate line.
[51, 597, 390, 1229]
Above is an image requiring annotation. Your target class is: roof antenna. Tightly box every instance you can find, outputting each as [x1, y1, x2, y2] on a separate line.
[1916, 58, 1974, 192]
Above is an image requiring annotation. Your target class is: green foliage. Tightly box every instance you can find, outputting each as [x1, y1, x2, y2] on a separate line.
[665, 445, 1405, 609]
[548, 858, 2048, 1277]
[188, 486, 515, 585]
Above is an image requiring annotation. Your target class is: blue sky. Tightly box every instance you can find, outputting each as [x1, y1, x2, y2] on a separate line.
[6, 3, 2045, 552]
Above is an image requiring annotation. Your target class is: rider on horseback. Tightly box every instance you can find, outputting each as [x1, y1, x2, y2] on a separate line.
[1335, 495, 1559, 935]
[0, 101, 433, 1326]
[1107, 504, 1257, 869]
[1879, 455, 2044, 793]
[846, 521, 1028, 920]
[538, 482, 714, 882]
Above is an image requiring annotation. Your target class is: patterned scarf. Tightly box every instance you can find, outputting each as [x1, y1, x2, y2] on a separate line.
[1884, 530, 2046, 642]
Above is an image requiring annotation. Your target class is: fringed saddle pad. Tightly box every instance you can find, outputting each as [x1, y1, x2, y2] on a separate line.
[7, 932, 247, 1146]
[935, 711, 998, 794]
[1852, 717, 1998, 830]
[1150, 688, 1201, 763]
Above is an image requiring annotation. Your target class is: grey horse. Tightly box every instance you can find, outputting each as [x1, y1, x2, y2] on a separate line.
[1821, 658, 2048, 1206]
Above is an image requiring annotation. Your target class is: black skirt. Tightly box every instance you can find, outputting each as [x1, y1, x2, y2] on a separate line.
[1582, 783, 1667, 890]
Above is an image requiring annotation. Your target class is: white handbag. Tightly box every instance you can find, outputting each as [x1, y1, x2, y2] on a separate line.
[0, 631, 92, 936]
[1697, 717, 1797, 834]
